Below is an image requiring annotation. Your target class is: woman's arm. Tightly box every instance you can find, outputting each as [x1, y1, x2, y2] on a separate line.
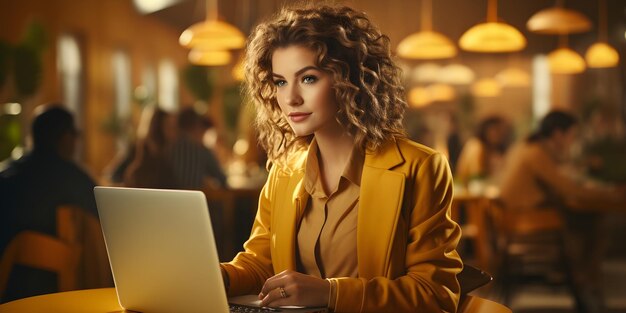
[331, 152, 463, 313]
[220, 167, 277, 295]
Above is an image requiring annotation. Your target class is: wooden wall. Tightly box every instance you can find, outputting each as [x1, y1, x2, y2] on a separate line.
[0, 0, 193, 178]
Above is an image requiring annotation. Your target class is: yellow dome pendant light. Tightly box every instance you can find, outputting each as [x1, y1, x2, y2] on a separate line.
[548, 35, 586, 74]
[527, 0, 591, 35]
[459, 0, 526, 53]
[397, 0, 457, 59]
[179, 0, 245, 66]
[585, 0, 619, 68]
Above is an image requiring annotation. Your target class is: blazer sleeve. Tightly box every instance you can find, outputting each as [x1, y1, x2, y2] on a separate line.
[330, 152, 463, 313]
[220, 167, 277, 295]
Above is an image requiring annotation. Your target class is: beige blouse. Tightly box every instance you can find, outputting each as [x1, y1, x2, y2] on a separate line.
[296, 140, 364, 279]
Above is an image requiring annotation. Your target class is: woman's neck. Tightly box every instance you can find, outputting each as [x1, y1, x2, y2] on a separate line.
[313, 124, 355, 194]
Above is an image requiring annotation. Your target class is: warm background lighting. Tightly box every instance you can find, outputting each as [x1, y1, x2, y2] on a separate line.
[584, 0, 620, 68]
[188, 49, 231, 66]
[397, 0, 457, 59]
[471, 78, 502, 97]
[459, 0, 526, 53]
[526, 6, 592, 35]
[548, 47, 586, 74]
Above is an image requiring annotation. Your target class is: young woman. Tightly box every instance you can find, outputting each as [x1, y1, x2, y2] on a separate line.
[220, 5, 462, 312]
[455, 115, 512, 185]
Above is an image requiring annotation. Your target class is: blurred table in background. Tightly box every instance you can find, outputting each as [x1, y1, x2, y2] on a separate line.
[452, 182, 500, 271]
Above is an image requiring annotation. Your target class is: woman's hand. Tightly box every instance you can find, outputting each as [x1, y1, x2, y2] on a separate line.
[258, 270, 330, 308]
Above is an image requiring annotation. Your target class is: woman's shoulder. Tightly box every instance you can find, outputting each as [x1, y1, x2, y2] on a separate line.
[395, 137, 441, 159]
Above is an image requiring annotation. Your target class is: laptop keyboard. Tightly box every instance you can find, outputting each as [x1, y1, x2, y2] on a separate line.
[230, 303, 282, 312]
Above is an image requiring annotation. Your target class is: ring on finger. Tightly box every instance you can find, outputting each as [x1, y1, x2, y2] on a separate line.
[279, 287, 287, 298]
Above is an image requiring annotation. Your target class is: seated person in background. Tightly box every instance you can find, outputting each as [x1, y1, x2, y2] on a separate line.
[455, 115, 511, 187]
[124, 107, 178, 189]
[219, 4, 462, 312]
[499, 110, 625, 313]
[0, 104, 98, 302]
[171, 107, 227, 190]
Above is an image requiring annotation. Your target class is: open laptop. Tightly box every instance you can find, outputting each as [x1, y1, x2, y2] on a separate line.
[94, 186, 325, 313]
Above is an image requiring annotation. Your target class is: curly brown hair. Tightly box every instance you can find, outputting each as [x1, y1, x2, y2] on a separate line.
[245, 4, 407, 168]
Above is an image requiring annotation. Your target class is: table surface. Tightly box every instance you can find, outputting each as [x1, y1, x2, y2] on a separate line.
[0, 288, 123, 313]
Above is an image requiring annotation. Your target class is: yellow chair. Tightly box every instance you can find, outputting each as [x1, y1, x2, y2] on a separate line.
[458, 295, 512, 313]
[0, 230, 81, 297]
[0, 206, 85, 298]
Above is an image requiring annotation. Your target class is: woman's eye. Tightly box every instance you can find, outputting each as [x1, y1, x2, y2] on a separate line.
[273, 80, 286, 87]
[302, 76, 318, 84]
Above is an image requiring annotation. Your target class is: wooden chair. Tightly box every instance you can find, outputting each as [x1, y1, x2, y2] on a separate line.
[458, 295, 512, 313]
[0, 206, 82, 297]
[489, 202, 573, 305]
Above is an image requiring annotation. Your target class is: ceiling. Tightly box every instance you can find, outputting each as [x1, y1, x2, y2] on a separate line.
[146, 0, 626, 58]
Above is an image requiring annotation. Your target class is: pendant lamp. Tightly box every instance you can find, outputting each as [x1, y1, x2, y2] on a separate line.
[188, 49, 232, 66]
[439, 64, 475, 85]
[232, 57, 245, 81]
[459, 0, 526, 53]
[179, 0, 245, 66]
[471, 78, 502, 97]
[548, 36, 585, 74]
[408, 87, 432, 108]
[397, 0, 456, 59]
[527, 0, 591, 35]
[585, 0, 619, 68]
[428, 83, 456, 102]
[411, 63, 442, 83]
[496, 67, 530, 87]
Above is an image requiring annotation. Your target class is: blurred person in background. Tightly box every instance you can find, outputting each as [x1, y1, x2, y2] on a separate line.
[455, 115, 512, 189]
[170, 107, 227, 190]
[123, 107, 177, 189]
[499, 110, 626, 313]
[0, 104, 98, 302]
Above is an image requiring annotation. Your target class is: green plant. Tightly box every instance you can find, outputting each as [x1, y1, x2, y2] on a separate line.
[182, 65, 214, 102]
[583, 137, 626, 183]
[0, 21, 47, 161]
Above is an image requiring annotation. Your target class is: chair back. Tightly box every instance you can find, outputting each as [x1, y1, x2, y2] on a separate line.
[458, 295, 512, 313]
[0, 231, 80, 297]
[0, 205, 84, 298]
[58, 205, 113, 289]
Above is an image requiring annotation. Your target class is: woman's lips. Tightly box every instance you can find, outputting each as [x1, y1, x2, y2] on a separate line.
[288, 112, 311, 122]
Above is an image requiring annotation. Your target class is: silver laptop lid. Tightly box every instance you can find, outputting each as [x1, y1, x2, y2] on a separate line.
[94, 186, 229, 313]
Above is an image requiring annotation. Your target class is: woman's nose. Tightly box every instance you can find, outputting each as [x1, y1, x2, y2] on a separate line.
[284, 85, 303, 106]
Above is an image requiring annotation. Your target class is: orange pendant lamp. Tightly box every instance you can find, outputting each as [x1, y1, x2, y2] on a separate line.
[179, 0, 245, 66]
[548, 36, 586, 74]
[527, 0, 591, 35]
[459, 0, 526, 53]
[397, 0, 457, 59]
[585, 0, 619, 68]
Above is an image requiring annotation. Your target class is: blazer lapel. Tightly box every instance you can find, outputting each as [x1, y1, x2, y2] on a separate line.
[272, 170, 307, 273]
[358, 140, 406, 278]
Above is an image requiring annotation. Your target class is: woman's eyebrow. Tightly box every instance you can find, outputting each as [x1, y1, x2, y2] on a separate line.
[272, 65, 320, 78]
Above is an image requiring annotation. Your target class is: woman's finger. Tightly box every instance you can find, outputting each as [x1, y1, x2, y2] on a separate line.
[260, 285, 290, 307]
[259, 270, 292, 298]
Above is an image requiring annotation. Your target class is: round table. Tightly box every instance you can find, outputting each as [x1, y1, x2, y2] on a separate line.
[0, 288, 123, 313]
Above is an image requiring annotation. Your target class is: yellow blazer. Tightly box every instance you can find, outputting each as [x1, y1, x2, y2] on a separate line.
[222, 138, 462, 313]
